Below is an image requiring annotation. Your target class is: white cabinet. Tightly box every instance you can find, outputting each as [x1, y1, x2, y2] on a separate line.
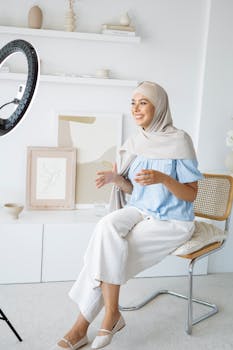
[42, 223, 95, 282]
[0, 210, 208, 284]
[0, 224, 43, 283]
[0, 209, 98, 284]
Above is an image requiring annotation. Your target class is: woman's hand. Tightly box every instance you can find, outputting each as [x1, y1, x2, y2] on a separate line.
[134, 169, 165, 186]
[135, 169, 198, 202]
[95, 163, 118, 189]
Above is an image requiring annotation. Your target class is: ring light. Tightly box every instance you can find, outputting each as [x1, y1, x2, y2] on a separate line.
[0, 39, 40, 137]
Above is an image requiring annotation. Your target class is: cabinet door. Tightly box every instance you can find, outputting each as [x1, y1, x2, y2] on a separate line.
[0, 224, 43, 283]
[42, 223, 95, 282]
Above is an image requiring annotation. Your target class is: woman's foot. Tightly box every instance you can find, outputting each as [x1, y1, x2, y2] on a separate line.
[91, 312, 125, 349]
[98, 310, 122, 336]
[57, 329, 87, 349]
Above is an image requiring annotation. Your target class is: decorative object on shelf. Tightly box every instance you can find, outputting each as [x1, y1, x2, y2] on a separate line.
[64, 0, 76, 32]
[101, 13, 136, 37]
[119, 12, 131, 26]
[28, 5, 43, 29]
[225, 127, 233, 173]
[26, 147, 77, 210]
[57, 112, 122, 206]
[101, 25, 136, 37]
[3, 203, 24, 220]
[95, 68, 110, 79]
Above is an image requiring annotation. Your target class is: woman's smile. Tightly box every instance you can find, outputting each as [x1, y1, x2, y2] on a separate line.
[134, 113, 145, 120]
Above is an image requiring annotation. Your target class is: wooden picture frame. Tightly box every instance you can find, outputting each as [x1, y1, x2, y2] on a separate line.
[26, 147, 77, 210]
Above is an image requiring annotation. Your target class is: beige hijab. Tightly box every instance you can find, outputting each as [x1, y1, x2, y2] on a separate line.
[109, 81, 197, 211]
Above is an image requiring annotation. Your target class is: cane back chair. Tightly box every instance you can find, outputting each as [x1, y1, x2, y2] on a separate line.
[119, 173, 233, 335]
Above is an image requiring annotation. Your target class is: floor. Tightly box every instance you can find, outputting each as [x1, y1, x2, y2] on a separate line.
[0, 274, 233, 350]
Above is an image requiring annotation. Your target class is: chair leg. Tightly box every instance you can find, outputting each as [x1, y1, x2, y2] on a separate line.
[186, 258, 219, 334]
[187, 260, 194, 334]
[0, 308, 23, 342]
[119, 260, 218, 335]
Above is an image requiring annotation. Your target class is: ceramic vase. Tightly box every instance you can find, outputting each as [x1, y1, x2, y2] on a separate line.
[225, 151, 233, 174]
[64, 0, 76, 31]
[119, 12, 131, 26]
[28, 5, 43, 29]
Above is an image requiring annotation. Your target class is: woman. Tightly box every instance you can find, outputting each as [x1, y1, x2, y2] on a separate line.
[52, 81, 202, 350]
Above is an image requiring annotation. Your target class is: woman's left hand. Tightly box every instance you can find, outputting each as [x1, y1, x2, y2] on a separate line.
[134, 169, 166, 186]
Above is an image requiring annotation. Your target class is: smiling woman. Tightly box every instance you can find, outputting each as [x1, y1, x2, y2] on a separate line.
[50, 81, 203, 350]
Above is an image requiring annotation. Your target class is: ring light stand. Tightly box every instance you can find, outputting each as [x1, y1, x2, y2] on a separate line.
[0, 39, 40, 342]
[0, 39, 40, 136]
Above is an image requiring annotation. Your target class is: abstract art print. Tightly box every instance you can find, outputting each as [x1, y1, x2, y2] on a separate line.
[26, 147, 77, 209]
[57, 111, 122, 206]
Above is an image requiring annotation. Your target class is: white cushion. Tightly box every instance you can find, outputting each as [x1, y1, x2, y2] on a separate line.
[172, 221, 226, 256]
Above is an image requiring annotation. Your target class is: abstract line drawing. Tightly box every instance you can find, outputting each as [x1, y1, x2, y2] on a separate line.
[26, 147, 76, 209]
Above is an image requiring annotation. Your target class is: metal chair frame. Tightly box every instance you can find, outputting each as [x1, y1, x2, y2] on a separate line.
[119, 174, 233, 335]
[0, 308, 22, 341]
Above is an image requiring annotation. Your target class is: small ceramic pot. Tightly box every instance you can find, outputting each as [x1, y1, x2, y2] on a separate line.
[119, 12, 131, 26]
[95, 69, 110, 79]
[4, 203, 24, 220]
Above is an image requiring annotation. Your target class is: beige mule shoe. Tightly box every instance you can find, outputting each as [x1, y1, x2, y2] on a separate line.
[91, 315, 125, 349]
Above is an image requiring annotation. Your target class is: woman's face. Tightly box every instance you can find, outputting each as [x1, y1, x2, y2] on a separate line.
[131, 93, 155, 129]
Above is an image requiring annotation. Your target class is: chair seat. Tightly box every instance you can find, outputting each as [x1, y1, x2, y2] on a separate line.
[172, 221, 226, 257]
[178, 241, 223, 259]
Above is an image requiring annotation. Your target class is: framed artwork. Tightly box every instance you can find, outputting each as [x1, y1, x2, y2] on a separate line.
[57, 111, 123, 206]
[26, 147, 77, 210]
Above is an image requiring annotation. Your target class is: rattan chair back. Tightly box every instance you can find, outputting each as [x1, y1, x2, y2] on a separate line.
[194, 174, 233, 221]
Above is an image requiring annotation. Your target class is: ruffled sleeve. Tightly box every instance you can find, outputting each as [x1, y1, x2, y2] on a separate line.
[176, 159, 203, 183]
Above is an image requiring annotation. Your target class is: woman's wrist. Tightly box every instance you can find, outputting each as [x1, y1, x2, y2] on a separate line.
[114, 174, 133, 194]
[160, 173, 170, 185]
[113, 174, 124, 186]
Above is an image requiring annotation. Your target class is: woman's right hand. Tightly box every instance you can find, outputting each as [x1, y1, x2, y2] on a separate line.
[95, 163, 118, 189]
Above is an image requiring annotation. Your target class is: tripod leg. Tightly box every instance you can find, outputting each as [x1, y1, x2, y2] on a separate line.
[0, 308, 23, 342]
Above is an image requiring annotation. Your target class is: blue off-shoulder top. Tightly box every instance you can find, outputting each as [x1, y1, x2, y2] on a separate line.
[127, 155, 203, 221]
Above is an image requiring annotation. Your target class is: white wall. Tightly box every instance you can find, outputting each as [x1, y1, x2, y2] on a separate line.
[0, 0, 232, 273]
[196, 0, 233, 272]
[0, 0, 208, 201]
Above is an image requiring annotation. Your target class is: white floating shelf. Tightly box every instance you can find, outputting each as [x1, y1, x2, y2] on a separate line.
[0, 72, 138, 87]
[0, 25, 141, 43]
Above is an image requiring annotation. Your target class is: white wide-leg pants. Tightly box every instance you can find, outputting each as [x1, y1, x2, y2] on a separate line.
[69, 207, 194, 323]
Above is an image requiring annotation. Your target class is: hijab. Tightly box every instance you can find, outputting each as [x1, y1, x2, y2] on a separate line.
[109, 81, 197, 211]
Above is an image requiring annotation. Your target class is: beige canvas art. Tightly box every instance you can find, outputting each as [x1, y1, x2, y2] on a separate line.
[57, 112, 122, 206]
